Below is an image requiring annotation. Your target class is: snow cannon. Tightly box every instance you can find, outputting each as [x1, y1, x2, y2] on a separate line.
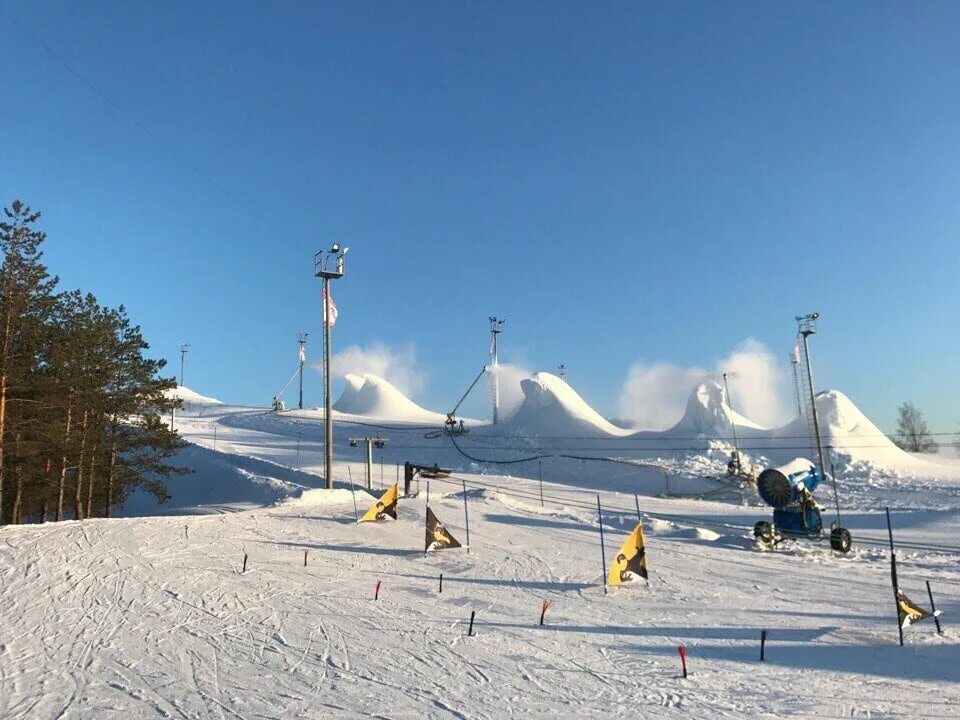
[753, 458, 852, 553]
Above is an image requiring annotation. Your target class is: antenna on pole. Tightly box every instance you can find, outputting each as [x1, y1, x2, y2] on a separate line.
[558, 364, 566, 380]
[315, 244, 349, 489]
[179, 343, 190, 387]
[488, 317, 505, 424]
[297, 332, 309, 410]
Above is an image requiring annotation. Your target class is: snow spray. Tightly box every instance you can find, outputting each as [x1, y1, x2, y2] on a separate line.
[678, 645, 688, 678]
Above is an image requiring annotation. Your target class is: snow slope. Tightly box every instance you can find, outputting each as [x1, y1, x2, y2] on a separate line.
[2, 476, 957, 719]
[665, 380, 766, 435]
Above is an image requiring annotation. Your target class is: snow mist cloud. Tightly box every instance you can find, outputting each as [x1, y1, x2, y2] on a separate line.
[616, 339, 789, 430]
[320, 342, 425, 397]
[486, 363, 532, 419]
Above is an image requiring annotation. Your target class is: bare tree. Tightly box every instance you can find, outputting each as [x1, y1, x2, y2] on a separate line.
[893, 402, 938, 453]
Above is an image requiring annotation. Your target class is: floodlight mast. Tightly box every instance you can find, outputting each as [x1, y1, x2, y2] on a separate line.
[488, 317, 505, 424]
[797, 312, 827, 482]
[315, 245, 348, 489]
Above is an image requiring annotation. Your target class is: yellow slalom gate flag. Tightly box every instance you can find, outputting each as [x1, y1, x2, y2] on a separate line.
[897, 590, 937, 629]
[608, 522, 648, 585]
[425, 506, 462, 552]
[360, 483, 398, 522]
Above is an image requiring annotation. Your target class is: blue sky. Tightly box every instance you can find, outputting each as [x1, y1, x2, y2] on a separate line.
[2, 1, 958, 433]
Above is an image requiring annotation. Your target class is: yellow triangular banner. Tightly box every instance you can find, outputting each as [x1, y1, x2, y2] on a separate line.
[360, 483, 398, 522]
[608, 522, 648, 585]
[425, 506, 462, 552]
[897, 590, 933, 629]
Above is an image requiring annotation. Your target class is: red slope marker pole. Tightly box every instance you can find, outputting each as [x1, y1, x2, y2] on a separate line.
[678, 645, 688, 678]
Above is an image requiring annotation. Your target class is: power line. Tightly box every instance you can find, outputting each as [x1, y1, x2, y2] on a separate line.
[4, 9, 271, 226]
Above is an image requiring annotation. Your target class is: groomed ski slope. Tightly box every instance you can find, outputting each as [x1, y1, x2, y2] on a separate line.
[2, 401, 960, 719]
[2, 479, 958, 719]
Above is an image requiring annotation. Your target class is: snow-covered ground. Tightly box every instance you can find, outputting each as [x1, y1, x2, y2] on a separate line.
[2, 384, 959, 718]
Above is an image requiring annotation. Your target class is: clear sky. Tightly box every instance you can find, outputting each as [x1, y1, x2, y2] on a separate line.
[3, 1, 958, 433]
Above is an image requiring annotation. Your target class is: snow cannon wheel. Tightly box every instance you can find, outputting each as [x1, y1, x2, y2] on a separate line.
[830, 528, 852, 553]
[754, 521, 774, 545]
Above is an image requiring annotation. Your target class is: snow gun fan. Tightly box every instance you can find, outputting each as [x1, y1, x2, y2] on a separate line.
[753, 459, 852, 553]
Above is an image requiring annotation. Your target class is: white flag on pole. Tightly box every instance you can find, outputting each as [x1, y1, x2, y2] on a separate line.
[324, 289, 338, 328]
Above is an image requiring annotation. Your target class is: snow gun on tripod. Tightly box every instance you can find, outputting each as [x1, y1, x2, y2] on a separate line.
[424, 366, 487, 438]
[753, 458, 852, 553]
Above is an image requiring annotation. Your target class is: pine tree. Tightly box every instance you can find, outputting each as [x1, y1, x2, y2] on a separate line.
[894, 402, 938, 453]
[0, 201, 57, 523]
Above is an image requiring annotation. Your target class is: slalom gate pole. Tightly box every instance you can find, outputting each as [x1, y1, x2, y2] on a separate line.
[926, 580, 942, 635]
[242, 553, 248, 574]
[760, 630, 767, 661]
[304, 550, 308, 567]
[468, 610, 476, 636]
[678, 645, 687, 678]
[597, 495, 608, 595]
[634, 493, 641, 523]
[348, 467, 359, 523]
[439, 573, 443, 593]
[539, 456, 544, 507]
[374, 580, 382, 600]
[886, 507, 904, 647]
[540, 600, 551, 626]
[462, 479, 471, 554]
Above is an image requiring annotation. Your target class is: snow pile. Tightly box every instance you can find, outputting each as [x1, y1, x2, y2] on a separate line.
[769, 390, 938, 472]
[165, 385, 222, 405]
[496, 372, 632, 437]
[666, 380, 766, 436]
[281, 487, 374, 507]
[332, 373, 446, 423]
[332, 373, 365, 413]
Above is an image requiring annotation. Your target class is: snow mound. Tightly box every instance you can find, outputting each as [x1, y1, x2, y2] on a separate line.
[334, 373, 446, 423]
[333, 374, 365, 413]
[497, 372, 631, 437]
[166, 385, 222, 405]
[666, 380, 765, 436]
[282, 487, 374, 507]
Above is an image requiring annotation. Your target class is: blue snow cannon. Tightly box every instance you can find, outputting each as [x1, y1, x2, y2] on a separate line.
[753, 458, 851, 553]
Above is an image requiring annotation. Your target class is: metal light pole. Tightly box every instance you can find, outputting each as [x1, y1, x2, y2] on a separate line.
[315, 245, 348, 489]
[797, 313, 827, 482]
[179, 343, 190, 386]
[488, 317, 505, 424]
[789, 346, 803, 421]
[297, 332, 309, 410]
